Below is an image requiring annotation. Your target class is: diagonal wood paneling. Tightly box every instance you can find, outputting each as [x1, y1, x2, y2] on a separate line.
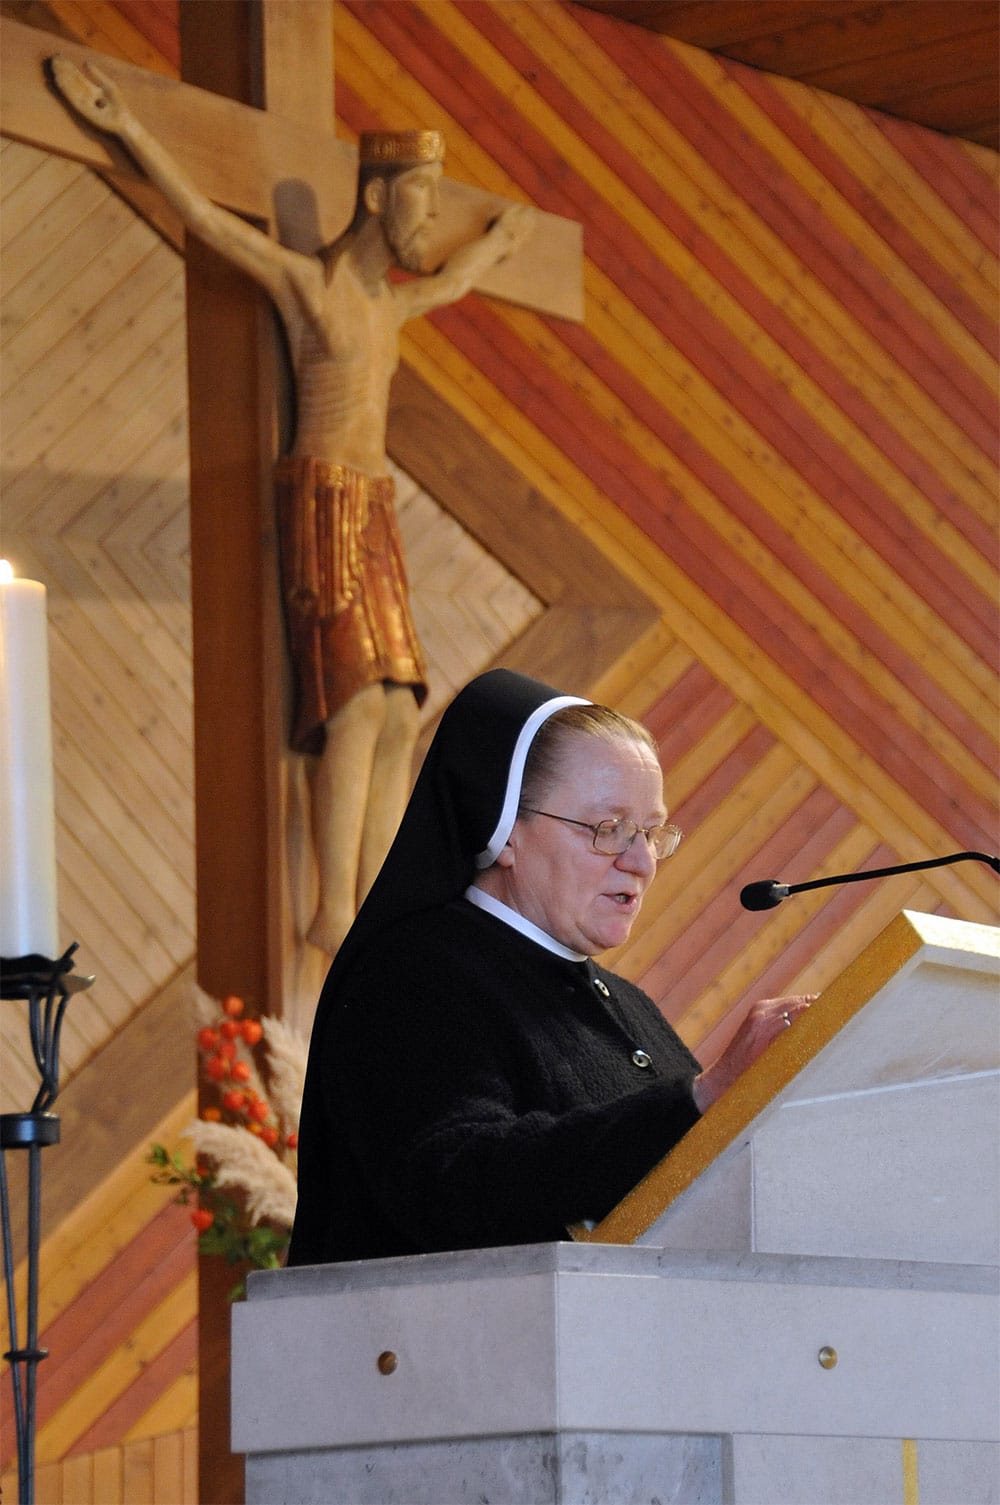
[1, 2, 997, 1498]
[323, 0, 998, 1026]
[1, 139, 194, 1112]
[11, 0, 993, 1056]
[0, 1094, 199, 1495]
[0, 137, 195, 1108]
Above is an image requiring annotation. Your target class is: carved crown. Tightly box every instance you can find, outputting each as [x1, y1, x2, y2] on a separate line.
[358, 130, 445, 168]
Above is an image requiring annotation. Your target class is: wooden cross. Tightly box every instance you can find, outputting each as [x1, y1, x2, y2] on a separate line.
[2, 6, 585, 1499]
[1, 1, 583, 1000]
[1, 8, 582, 315]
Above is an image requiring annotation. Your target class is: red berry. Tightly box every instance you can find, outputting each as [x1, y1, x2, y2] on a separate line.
[202, 1106, 223, 1122]
[261, 1125, 280, 1148]
[223, 995, 244, 1017]
[197, 1027, 220, 1052]
[249, 1099, 270, 1123]
[241, 1019, 263, 1046]
[230, 1061, 251, 1083]
[220, 1019, 242, 1040]
[217, 1039, 237, 1061]
[285, 1132, 299, 1150]
[190, 1208, 214, 1233]
[247, 1122, 263, 1135]
[222, 1089, 246, 1112]
[205, 1055, 229, 1081]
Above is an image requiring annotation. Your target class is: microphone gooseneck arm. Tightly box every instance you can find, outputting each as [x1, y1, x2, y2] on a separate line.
[740, 850, 1000, 911]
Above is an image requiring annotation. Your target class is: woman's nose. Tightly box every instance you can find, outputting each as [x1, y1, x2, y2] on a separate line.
[616, 834, 656, 880]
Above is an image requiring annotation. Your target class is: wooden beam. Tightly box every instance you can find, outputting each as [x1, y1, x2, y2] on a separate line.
[177, 6, 276, 1501]
[252, 0, 335, 126]
[0, 12, 354, 222]
[388, 363, 653, 619]
[0, 13, 584, 319]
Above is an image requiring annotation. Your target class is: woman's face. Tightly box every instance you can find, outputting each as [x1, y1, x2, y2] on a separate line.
[491, 733, 666, 956]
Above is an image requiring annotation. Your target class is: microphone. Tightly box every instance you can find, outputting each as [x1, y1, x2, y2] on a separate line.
[740, 850, 1000, 911]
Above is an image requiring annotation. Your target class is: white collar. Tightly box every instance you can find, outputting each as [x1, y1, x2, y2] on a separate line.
[464, 886, 589, 963]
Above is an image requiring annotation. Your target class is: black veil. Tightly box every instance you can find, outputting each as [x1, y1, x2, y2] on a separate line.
[316, 668, 589, 1002]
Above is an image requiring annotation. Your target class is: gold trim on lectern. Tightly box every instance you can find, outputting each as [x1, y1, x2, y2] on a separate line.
[573, 910, 1000, 1246]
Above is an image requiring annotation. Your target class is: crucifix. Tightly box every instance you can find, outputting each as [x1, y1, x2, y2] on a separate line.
[2, 8, 582, 1499]
[48, 59, 538, 963]
[2, 0, 582, 1005]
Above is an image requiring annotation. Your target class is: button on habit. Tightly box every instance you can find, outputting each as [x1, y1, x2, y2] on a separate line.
[631, 1049, 652, 1069]
[593, 978, 610, 997]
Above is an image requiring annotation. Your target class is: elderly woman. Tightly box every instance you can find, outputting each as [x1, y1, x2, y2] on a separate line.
[288, 669, 810, 1265]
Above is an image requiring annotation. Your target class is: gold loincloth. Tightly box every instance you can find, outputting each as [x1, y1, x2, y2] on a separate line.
[276, 456, 428, 754]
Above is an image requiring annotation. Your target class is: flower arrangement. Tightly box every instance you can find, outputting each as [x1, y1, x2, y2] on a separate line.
[148, 990, 307, 1295]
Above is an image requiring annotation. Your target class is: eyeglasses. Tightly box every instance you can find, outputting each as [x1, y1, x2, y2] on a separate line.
[521, 808, 683, 861]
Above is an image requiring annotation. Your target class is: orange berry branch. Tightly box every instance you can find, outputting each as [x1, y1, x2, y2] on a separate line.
[147, 993, 304, 1295]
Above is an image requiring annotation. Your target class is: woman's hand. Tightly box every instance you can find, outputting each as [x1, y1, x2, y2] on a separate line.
[691, 993, 817, 1113]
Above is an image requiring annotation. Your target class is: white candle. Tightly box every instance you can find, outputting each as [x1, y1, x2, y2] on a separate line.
[0, 560, 59, 959]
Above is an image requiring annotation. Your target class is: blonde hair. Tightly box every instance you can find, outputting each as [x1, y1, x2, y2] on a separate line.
[519, 704, 657, 812]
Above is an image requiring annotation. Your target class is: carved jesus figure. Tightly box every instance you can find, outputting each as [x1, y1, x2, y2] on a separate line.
[50, 56, 533, 956]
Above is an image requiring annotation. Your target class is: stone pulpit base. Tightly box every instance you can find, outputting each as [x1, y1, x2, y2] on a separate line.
[233, 1243, 997, 1505]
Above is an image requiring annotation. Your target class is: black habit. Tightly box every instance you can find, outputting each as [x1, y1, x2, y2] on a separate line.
[287, 670, 701, 1266]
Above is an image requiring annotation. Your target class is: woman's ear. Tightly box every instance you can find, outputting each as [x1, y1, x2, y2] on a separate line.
[493, 839, 516, 870]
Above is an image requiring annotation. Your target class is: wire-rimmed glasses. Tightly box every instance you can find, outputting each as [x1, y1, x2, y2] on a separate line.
[521, 808, 683, 860]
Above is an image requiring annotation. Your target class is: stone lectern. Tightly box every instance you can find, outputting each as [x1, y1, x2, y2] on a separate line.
[232, 912, 999, 1504]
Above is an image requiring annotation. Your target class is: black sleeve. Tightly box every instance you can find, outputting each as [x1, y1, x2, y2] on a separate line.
[323, 943, 701, 1251]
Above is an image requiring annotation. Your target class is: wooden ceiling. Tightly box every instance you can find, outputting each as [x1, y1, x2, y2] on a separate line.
[7, 2, 995, 148]
[574, 1, 1000, 149]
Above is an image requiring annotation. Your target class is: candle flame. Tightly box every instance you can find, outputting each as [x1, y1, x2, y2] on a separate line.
[0, 560, 12, 583]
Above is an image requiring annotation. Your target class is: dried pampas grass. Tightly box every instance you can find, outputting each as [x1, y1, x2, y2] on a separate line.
[261, 1015, 309, 1128]
[187, 1119, 298, 1227]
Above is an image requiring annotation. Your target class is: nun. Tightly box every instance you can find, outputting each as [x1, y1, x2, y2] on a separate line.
[287, 669, 811, 1265]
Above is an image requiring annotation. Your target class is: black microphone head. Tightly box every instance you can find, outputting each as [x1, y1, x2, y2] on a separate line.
[740, 880, 789, 911]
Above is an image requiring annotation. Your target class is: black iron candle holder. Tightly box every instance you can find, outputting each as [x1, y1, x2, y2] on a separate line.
[1, 944, 94, 1505]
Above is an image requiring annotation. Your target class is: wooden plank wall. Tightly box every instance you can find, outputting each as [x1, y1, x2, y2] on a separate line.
[0, 135, 195, 1109]
[0, 132, 541, 1503]
[1, 1, 997, 1499]
[331, 0, 998, 1064]
[0, 1095, 199, 1502]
